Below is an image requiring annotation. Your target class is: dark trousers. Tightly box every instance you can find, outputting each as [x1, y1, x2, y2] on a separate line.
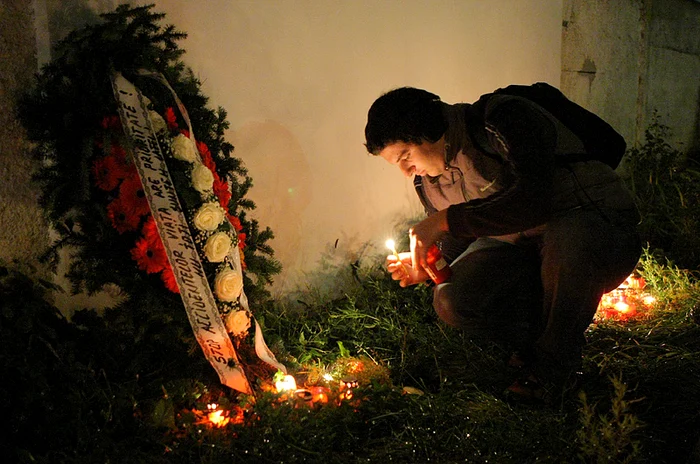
[433, 206, 641, 381]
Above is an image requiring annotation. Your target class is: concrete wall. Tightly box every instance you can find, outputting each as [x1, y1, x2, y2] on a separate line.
[3, 0, 699, 310]
[0, 0, 49, 274]
[23, 0, 563, 302]
[561, 0, 700, 153]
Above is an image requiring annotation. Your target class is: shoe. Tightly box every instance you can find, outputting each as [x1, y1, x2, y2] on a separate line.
[505, 370, 583, 406]
[505, 373, 554, 404]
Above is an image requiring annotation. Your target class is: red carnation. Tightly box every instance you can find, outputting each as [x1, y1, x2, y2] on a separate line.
[119, 172, 151, 217]
[161, 265, 180, 293]
[237, 232, 246, 249]
[130, 234, 168, 274]
[165, 107, 178, 130]
[107, 197, 141, 234]
[227, 214, 243, 232]
[197, 141, 215, 170]
[213, 176, 231, 210]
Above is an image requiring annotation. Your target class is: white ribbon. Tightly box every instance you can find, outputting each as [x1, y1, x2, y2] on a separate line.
[111, 72, 253, 393]
[134, 70, 287, 375]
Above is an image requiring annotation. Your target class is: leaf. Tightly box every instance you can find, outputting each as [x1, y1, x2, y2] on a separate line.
[337, 341, 350, 357]
[151, 397, 176, 430]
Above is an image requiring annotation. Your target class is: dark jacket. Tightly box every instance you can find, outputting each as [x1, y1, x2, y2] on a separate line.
[415, 94, 639, 261]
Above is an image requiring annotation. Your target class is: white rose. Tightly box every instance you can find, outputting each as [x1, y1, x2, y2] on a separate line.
[225, 310, 251, 337]
[149, 110, 167, 133]
[171, 134, 197, 163]
[193, 202, 224, 231]
[214, 267, 243, 302]
[191, 163, 214, 193]
[204, 232, 232, 262]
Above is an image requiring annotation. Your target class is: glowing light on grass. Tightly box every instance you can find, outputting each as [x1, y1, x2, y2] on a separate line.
[613, 300, 630, 313]
[597, 273, 655, 320]
[275, 374, 297, 392]
[206, 403, 230, 427]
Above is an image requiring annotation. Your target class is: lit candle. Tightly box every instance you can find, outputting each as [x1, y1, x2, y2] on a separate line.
[206, 403, 230, 427]
[613, 300, 630, 313]
[275, 374, 297, 392]
[385, 239, 408, 275]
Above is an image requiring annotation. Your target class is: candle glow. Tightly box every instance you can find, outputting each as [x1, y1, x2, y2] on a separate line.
[385, 239, 407, 274]
[206, 403, 230, 427]
[275, 374, 297, 392]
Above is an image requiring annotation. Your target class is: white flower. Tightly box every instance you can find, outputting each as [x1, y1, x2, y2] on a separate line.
[193, 202, 225, 231]
[204, 231, 232, 262]
[214, 267, 243, 302]
[149, 110, 167, 133]
[191, 163, 214, 193]
[225, 310, 251, 337]
[171, 134, 197, 163]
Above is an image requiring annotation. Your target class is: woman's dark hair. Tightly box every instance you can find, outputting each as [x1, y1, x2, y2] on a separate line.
[364, 87, 447, 155]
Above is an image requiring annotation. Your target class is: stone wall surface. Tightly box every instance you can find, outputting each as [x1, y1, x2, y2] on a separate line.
[1, 0, 699, 312]
[0, 0, 49, 273]
[561, 0, 700, 152]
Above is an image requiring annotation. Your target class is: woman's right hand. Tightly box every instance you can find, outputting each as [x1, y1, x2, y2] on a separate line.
[386, 252, 429, 287]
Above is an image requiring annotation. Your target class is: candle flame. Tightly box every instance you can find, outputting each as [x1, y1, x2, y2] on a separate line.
[385, 239, 396, 251]
[614, 300, 630, 313]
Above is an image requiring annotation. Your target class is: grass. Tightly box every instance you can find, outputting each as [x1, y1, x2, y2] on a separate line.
[1, 248, 699, 463]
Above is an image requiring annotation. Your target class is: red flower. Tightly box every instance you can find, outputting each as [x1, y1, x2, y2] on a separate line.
[110, 143, 127, 160]
[130, 234, 168, 274]
[214, 176, 231, 210]
[107, 197, 141, 234]
[141, 215, 160, 242]
[227, 213, 243, 232]
[100, 115, 122, 131]
[161, 265, 180, 293]
[197, 141, 215, 170]
[165, 107, 178, 130]
[119, 172, 151, 217]
[237, 232, 246, 249]
[92, 153, 129, 191]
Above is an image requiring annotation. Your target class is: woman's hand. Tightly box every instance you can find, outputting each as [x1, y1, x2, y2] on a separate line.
[409, 209, 449, 271]
[386, 252, 429, 287]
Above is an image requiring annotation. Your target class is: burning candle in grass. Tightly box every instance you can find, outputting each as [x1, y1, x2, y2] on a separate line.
[275, 373, 297, 392]
[385, 239, 408, 275]
[206, 403, 230, 427]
